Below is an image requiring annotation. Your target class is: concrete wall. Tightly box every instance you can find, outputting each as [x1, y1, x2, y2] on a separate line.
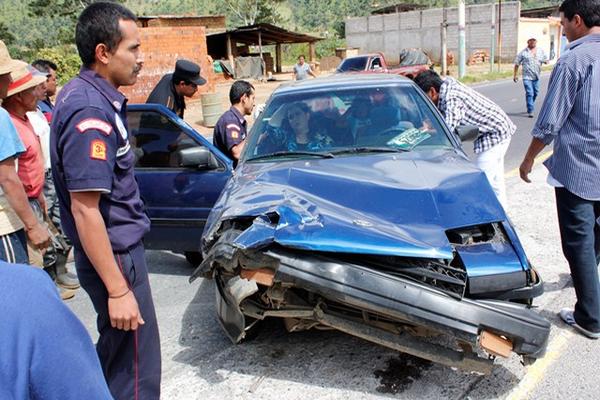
[120, 26, 215, 104]
[346, 1, 521, 64]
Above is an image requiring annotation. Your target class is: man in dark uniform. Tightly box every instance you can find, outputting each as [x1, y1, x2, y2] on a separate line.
[50, 3, 160, 399]
[146, 59, 206, 118]
[213, 80, 255, 165]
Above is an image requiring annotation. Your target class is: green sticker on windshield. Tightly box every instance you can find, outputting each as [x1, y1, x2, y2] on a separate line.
[387, 128, 431, 150]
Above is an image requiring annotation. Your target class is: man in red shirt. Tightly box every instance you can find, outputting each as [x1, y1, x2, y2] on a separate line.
[2, 64, 75, 300]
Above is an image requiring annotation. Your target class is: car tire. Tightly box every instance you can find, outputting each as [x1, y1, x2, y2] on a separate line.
[184, 251, 203, 267]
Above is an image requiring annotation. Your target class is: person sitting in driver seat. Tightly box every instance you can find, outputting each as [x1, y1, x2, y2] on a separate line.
[280, 103, 333, 151]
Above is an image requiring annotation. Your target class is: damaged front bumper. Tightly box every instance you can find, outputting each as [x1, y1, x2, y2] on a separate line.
[197, 247, 550, 374]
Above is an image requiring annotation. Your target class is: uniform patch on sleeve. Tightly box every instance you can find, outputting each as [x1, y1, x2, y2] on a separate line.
[90, 140, 107, 160]
[226, 123, 241, 131]
[76, 118, 113, 136]
[230, 130, 239, 139]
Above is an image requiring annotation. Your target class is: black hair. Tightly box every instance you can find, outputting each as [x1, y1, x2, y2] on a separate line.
[229, 80, 254, 104]
[559, 0, 600, 28]
[413, 70, 443, 94]
[75, 2, 137, 67]
[173, 76, 191, 85]
[32, 59, 57, 73]
[298, 55, 305, 60]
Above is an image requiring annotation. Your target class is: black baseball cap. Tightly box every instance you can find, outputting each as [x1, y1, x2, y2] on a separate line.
[173, 59, 206, 86]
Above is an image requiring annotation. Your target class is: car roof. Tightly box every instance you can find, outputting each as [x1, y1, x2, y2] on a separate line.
[274, 73, 415, 96]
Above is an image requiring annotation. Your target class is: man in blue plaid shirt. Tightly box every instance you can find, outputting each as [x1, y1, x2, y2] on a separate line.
[414, 70, 516, 208]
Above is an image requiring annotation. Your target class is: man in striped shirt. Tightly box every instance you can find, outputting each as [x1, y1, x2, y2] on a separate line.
[414, 70, 516, 208]
[520, 0, 600, 339]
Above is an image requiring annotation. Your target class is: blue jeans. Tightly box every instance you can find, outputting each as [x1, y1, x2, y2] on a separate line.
[0, 229, 28, 264]
[555, 188, 600, 332]
[523, 78, 540, 114]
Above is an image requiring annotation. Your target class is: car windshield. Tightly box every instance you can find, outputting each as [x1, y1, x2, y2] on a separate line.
[244, 85, 453, 162]
[337, 57, 368, 72]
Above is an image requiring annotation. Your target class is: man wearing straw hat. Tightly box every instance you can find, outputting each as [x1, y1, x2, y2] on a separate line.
[3, 63, 77, 300]
[0, 40, 50, 264]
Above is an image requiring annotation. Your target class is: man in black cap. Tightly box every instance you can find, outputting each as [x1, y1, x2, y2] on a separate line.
[146, 59, 206, 118]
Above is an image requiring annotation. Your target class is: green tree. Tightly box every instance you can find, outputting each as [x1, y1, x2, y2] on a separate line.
[215, 0, 286, 27]
[0, 21, 15, 45]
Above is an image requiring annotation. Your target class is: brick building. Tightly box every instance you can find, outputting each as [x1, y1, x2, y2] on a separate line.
[120, 16, 226, 104]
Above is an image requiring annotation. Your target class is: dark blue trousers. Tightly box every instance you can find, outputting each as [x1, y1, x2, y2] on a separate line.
[555, 188, 600, 333]
[74, 241, 161, 400]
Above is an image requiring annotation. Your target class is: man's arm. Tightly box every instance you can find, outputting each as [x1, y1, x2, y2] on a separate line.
[230, 140, 245, 160]
[441, 96, 466, 135]
[308, 66, 317, 78]
[70, 191, 144, 331]
[519, 138, 546, 182]
[0, 157, 50, 249]
[519, 63, 578, 182]
[513, 64, 520, 82]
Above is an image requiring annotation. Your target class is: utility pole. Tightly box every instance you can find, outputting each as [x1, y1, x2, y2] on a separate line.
[498, 0, 503, 71]
[458, 0, 466, 78]
[490, 2, 496, 72]
[441, 0, 448, 75]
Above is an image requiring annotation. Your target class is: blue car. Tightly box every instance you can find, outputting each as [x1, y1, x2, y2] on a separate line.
[133, 74, 549, 374]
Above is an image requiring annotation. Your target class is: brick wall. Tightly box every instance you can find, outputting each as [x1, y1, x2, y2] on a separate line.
[120, 26, 215, 104]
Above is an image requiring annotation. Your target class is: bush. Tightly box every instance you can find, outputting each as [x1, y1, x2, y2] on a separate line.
[31, 46, 81, 85]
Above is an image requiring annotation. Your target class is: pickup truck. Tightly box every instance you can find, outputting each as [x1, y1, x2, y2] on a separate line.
[336, 50, 431, 79]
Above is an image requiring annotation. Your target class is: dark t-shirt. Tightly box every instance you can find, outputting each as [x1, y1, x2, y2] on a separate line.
[146, 73, 185, 118]
[213, 106, 247, 163]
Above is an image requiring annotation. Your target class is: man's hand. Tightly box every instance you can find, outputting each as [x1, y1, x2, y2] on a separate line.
[513, 76, 519, 83]
[27, 222, 51, 251]
[108, 290, 145, 331]
[519, 157, 534, 183]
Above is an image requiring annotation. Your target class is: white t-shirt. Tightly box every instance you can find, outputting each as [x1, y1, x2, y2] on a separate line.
[26, 108, 51, 171]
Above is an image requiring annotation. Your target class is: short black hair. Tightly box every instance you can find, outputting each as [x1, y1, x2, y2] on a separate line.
[413, 70, 443, 94]
[559, 0, 600, 28]
[229, 80, 254, 104]
[75, 2, 137, 67]
[32, 59, 58, 73]
[298, 55, 305, 60]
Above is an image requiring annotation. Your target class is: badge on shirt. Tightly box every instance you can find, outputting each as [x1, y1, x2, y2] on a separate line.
[231, 130, 239, 139]
[76, 118, 112, 136]
[90, 139, 107, 160]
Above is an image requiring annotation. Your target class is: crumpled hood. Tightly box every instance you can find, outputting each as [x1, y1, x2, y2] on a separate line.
[203, 150, 506, 260]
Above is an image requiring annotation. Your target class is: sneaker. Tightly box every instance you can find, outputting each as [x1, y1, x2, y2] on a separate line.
[58, 285, 76, 301]
[528, 113, 534, 118]
[56, 271, 80, 290]
[559, 308, 600, 339]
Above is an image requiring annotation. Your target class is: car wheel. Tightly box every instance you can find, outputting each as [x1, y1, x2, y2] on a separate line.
[184, 251, 203, 267]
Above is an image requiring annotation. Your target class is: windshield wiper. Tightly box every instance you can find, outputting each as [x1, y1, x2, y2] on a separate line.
[247, 150, 335, 161]
[329, 147, 409, 155]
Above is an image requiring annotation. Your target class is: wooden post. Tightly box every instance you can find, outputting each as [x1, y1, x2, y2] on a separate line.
[258, 31, 265, 79]
[309, 42, 316, 62]
[276, 43, 282, 73]
[226, 33, 234, 74]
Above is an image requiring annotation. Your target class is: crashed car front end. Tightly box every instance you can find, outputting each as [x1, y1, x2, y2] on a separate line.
[191, 77, 550, 374]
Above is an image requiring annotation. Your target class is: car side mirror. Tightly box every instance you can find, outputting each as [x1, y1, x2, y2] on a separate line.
[176, 146, 219, 170]
[456, 125, 479, 142]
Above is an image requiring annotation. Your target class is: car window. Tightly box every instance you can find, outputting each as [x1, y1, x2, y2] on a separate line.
[127, 110, 204, 169]
[337, 57, 368, 72]
[243, 85, 453, 162]
[370, 57, 382, 70]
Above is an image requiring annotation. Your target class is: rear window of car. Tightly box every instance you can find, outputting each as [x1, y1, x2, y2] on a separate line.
[243, 85, 454, 162]
[337, 57, 368, 72]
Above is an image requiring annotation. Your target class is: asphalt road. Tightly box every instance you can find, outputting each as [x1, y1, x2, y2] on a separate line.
[65, 75, 599, 400]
